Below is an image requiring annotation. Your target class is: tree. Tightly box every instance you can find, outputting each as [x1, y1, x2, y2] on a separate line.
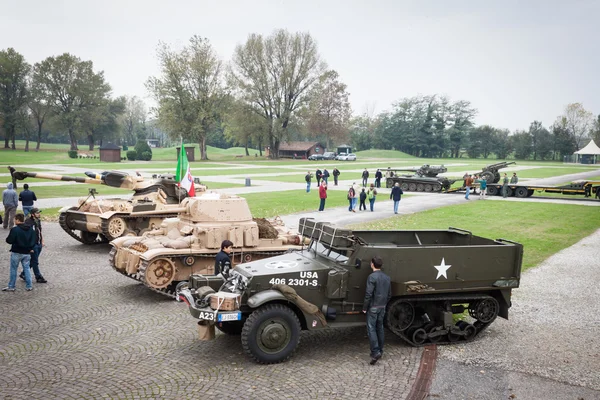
[81, 96, 126, 150]
[0, 48, 30, 149]
[591, 115, 600, 145]
[147, 36, 226, 160]
[33, 53, 111, 150]
[467, 125, 496, 158]
[223, 98, 268, 156]
[528, 120, 553, 160]
[122, 95, 146, 146]
[551, 118, 576, 160]
[231, 29, 325, 158]
[511, 130, 533, 160]
[559, 103, 594, 150]
[493, 129, 512, 159]
[305, 70, 351, 149]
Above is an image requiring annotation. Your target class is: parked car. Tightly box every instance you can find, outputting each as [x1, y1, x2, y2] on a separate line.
[323, 152, 337, 160]
[336, 153, 357, 161]
[308, 154, 324, 161]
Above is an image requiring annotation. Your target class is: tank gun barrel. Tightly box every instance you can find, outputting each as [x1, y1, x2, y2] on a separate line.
[482, 161, 516, 171]
[9, 166, 103, 185]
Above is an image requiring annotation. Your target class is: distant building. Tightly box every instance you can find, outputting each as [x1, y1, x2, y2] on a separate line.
[99, 143, 121, 162]
[574, 140, 600, 164]
[336, 144, 352, 155]
[270, 141, 326, 159]
[147, 139, 160, 148]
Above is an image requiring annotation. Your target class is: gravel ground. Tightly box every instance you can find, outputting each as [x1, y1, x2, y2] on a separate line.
[430, 229, 600, 399]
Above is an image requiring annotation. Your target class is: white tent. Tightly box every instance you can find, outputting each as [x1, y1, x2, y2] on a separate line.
[574, 140, 600, 164]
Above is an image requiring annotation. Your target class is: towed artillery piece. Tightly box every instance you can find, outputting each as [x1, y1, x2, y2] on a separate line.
[109, 193, 306, 297]
[9, 166, 206, 244]
[177, 217, 523, 364]
[475, 161, 516, 184]
[384, 164, 455, 192]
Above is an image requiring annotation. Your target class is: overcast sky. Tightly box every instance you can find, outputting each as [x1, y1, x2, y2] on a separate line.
[1, 0, 598, 131]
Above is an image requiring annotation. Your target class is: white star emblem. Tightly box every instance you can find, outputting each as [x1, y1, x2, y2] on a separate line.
[434, 258, 451, 280]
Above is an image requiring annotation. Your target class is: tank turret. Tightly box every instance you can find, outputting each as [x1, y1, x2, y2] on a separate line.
[8, 166, 207, 244]
[109, 193, 306, 297]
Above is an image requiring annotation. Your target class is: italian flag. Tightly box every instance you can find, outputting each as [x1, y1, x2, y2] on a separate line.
[176, 145, 195, 197]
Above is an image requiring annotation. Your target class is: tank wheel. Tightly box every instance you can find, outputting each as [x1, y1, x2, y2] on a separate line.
[401, 182, 409, 191]
[462, 323, 477, 340]
[412, 328, 427, 345]
[447, 330, 461, 342]
[428, 326, 443, 343]
[514, 187, 528, 198]
[433, 184, 442, 192]
[416, 184, 425, 192]
[386, 178, 394, 188]
[469, 298, 499, 324]
[385, 299, 415, 332]
[241, 304, 301, 364]
[424, 184, 433, 192]
[143, 258, 176, 289]
[408, 183, 417, 191]
[487, 186, 498, 196]
[80, 231, 99, 244]
[481, 171, 494, 184]
[106, 216, 127, 240]
[216, 320, 245, 335]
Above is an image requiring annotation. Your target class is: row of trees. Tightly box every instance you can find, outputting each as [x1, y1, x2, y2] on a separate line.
[2, 29, 599, 159]
[0, 48, 151, 151]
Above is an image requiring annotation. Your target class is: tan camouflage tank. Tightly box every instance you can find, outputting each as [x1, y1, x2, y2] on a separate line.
[9, 167, 206, 244]
[109, 192, 305, 298]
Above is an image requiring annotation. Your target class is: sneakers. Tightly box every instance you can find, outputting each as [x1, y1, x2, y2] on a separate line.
[37, 277, 47, 283]
[26, 287, 33, 291]
[369, 352, 382, 365]
[2, 287, 16, 292]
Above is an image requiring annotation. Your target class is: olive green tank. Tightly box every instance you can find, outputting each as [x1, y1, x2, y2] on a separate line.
[9, 166, 206, 244]
[109, 193, 306, 297]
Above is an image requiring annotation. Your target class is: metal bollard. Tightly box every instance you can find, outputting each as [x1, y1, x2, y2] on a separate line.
[245, 178, 251, 187]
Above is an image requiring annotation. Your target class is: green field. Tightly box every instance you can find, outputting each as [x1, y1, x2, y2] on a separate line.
[353, 201, 600, 271]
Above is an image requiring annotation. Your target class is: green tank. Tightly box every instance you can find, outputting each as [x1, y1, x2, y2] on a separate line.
[177, 218, 523, 364]
[384, 164, 455, 192]
[9, 166, 206, 244]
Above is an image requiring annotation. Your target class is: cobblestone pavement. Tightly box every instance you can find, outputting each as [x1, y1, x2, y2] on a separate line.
[0, 223, 421, 400]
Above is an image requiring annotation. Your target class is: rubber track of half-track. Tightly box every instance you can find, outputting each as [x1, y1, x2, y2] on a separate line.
[137, 251, 288, 299]
[389, 293, 498, 346]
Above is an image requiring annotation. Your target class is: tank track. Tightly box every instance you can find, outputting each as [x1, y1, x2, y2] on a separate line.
[388, 293, 498, 346]
[136, 251, 288, 299]
[59, 210, 107, 244]
[108, 247, 139, 282]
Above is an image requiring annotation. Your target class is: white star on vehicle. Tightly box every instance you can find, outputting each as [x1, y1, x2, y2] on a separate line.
[434, 258, 451, 279]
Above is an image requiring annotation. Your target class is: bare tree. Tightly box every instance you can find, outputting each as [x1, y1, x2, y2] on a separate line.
[147, 36, 226, 160]
[123, 95, 146, 145]
[231, 29, 325, 158]
[561, 103, 594, 150]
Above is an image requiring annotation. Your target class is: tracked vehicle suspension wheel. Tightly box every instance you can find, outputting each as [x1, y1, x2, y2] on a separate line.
[416, 183, 424, 192]
[142, 258, 176, 289]
[386, 299, 415, 332]
[241, 304, 301, 364]
[105, 216, 127, 240]
[401, 182, 409, 191]
[412, 328, 427, 345]
[386, 178, 394, 188]
[433, 184, 442, 192]
[424, 184, 432, 192]
[469, 298, 499, 324]
[408, 183, 417, 191]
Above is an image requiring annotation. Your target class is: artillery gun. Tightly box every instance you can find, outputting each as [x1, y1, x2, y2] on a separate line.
[384, 164, 455, 192]
[8, 166, 206, 244]
[109, 193, 306, 297]
[177, 218, 523, 364]
[476, 161, 516, 184]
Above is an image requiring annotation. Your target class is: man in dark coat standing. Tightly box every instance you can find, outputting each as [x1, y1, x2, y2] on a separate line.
[316, 169, 322, 186]
[390, 182, 404, 214]
[332, 168, 340, 185]
[3, 213, 36, 291]
[19, 184, 37, 217]
[20, 208, 46, 283]
[362, 256, 391, 365]
[375, 169, 383, 188]
[362, 168, 369, 187]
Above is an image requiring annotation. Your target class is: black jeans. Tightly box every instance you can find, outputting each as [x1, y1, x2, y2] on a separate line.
[367, 307, 385, 357]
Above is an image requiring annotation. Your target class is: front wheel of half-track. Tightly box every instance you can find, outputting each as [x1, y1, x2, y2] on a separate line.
[241, 304, 301, 364]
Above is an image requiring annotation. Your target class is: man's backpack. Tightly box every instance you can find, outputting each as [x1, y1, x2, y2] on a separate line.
[305, 174, 311, 183]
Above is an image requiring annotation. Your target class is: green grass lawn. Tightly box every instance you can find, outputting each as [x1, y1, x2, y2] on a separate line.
[241, 190, 352, 218]
[352, 201, 600, 271]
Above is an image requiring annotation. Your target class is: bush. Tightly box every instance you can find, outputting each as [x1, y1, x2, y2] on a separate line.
[134, 140, 152, 161]
[68, 150, 78, 159]
[140, 151, 152, 161]
[126, 150, 137, 161]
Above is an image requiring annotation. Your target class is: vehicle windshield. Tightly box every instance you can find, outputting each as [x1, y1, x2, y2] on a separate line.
[309, 240, 349, 262]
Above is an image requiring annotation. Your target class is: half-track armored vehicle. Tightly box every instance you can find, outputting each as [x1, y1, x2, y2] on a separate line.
[384, 164, 455, 192]
[9, 167, 206, 244]
[177, 217, 523, 364]
[109, 193, 306, 297]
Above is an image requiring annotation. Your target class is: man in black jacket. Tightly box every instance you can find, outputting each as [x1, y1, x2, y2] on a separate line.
[361, 168, 369, 187]
[20, 208, 46, 283]
[19, 184, 37, 217]
[332, 168, 340, 186]
[214, 240, 233, 279]
[3, 213, 36, 292]
[362, 256, 391, 365]
[390, 182, 404, 214]
[375, 169, 382, 188]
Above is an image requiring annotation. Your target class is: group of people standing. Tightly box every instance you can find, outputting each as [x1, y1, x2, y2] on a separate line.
[347, 182, 379, 212]
[463, 172, 519, 200]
